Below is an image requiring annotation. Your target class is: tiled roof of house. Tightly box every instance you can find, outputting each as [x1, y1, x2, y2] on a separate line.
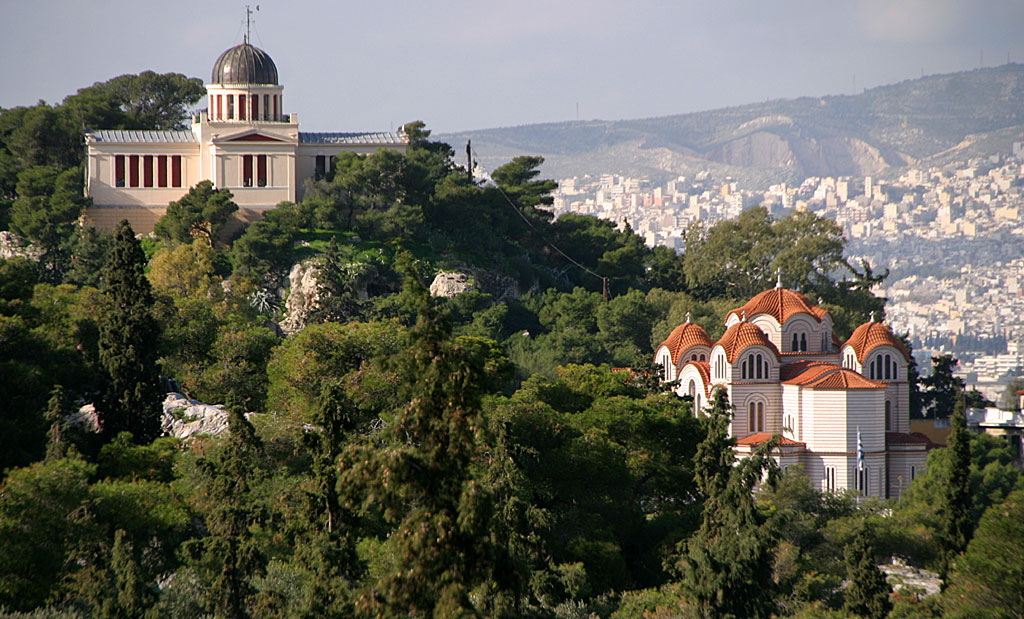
[843, 320, 911, 363]
[715, 320, 780, 363]
[779, 360, 838, 383]
[727, 286, 830, 325]
[658, 320, 713, 365]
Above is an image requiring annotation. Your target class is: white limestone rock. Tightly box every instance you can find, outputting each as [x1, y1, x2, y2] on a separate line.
[161, 393, 231, 439]
[429, 271, 474, 298]
[65, 403, 101, 434]
[279, 260, 322, 335]
[0, 230, 43, 261]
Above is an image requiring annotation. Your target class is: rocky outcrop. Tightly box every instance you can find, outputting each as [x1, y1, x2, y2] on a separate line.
[430, 271, 474, 297]
[0, 231, 42, 261]
[279, 261, 322, 335]
[161, 393, 232, 439]
[65, 403, 101, 433]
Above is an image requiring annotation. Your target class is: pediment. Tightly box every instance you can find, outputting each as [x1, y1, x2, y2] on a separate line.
[222, 132, 288, 142]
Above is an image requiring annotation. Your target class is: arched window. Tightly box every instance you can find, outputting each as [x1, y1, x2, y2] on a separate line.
[699, 353, 706, 361]
[791, 333, 799, 352]
[800, 333, 807, 352]
[741, 358, 748, 380]
[885, 400, 892, 431]
[748, 401, 765, 433]
[892, 359, 898, 380]
[884, 354, 892, 380]
[756, 353, 764, 379]
[661, 353, 671, 381]
[688, 380, 696, 400]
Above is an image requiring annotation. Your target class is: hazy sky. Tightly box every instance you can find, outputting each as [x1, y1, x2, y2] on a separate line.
[2, 1, 1023, 133]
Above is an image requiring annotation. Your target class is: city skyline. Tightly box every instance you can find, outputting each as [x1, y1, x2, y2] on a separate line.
[2, 0, 1023, 134]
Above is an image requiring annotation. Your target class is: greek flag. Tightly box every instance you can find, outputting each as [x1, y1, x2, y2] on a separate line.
[857, 427, 864, 472]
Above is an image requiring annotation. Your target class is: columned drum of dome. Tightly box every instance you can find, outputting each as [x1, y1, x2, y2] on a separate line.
[211, 43, 279, 85]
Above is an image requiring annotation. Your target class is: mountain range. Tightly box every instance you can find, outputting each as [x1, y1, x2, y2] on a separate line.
[440, 64, 1024, 186]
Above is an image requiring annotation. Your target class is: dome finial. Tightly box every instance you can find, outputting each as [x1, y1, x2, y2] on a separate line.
[775, 268, 782, 289]
[685, 311, 691, 324]
[741, 310, 747, 322]
[869, 311, 876, 323]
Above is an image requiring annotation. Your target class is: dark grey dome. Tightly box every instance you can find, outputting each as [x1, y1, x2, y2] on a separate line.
[211, 43, 278, 85]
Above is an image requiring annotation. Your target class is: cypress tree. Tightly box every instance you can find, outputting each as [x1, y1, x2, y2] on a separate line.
[111, 528, 149, 618]
[98, 219, 161, 443]
[675, 387, 779, 619]
[43, 384, 72, 461]
[939, 394, 973, 584]
[843, 523, 892, 618]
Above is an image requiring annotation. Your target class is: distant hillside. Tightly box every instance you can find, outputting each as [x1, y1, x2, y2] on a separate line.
[440, 64, 1024, 186]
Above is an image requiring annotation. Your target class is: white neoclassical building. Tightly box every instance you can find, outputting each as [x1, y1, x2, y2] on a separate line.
[84, 40, 407, 234]
[656, 279, 936, 499]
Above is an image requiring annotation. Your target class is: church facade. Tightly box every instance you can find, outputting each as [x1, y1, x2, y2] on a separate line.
[656, 281, 935, 499]
[84, 41, 407, 234]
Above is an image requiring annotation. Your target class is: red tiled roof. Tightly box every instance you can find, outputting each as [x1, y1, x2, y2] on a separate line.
[736, 432, 805, 446]
[779, 360, 838, 382]
[782, 363, 885, 389]
[715, 321, 781, 363]
[681, 360, 712, 396]
[657, 321, 714, 365]
[728, 287, 830, 325]
[886, 432, 940, 448]
[843, 320, 911, 363]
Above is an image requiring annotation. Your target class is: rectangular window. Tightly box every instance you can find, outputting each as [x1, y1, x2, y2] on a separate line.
[143, 155, 153, 187]
[242, 155, 253, 187]
[227, 95, 234, 119]
[171, 156, 182, 187]
[910, 465, 916, 481]
[157, 155, 167, 187]
[825, 466, 836, 492]
[315, 154, 326, 180]
[239, 95, 246, 120]
[263, 94, 270, 120]
[251, 96, 259, 121]
[129, 155, 139, 187]
[115, 155, 125, 187]
[273, 95, 278, 120]
[216, 95, 222, 120]
[257, 154, 267, 187]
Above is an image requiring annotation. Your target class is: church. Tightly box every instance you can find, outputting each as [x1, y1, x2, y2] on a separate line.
[83, 40, 407, 234]
[655, 278, 935, 499]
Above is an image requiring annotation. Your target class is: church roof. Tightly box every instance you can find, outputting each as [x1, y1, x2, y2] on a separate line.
[727, 286, 830, 325]
[886, 432, 939, 447]
[299, 132, 407, 145]
[211, 43, 278, 85]
[85, 130, 196, 143]
[681, 360, 712, 396]
[843, 320, 910, 363]
[715, 321, 781, 363]
[783, 363, 885, 390]
[658, 320, 713, 365]
[779, 360, 837, 382]
[736, 432, 805, 446]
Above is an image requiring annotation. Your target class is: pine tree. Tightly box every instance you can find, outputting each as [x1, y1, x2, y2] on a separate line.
[43, 384, 72, 461]
[184, 409, 266, 619]
[340, 268, 516, 616]
[675, 387, 779, 619]
[939, 394, 973, 584]
[98, 219, 161, 443]
[843, 523, 892, 618]
[111, 528, 149, 618]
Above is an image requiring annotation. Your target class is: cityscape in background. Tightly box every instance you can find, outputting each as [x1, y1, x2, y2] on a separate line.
[550, 142, 1024, 401]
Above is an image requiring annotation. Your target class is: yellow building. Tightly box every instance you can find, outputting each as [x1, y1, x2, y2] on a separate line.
[84, 40, 407, 233]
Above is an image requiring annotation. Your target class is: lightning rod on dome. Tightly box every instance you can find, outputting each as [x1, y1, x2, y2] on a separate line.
[685, 312, 691, 323]
[775, 268, 782, 289]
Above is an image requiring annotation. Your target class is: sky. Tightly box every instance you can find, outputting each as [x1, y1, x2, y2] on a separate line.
[2, 1, 1023, 134]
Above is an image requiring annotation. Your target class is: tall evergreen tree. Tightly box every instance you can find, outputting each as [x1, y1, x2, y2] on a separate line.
[98, 220, 161, 443]
[184, 410, 266, 619]
[111, 528, 149, 618]
[340, 267, 519, 616]
[674, 387, 779, 619]
[43, 384, 72, 462]
[843, 523, 892, 618]
[939, 394, 973, 585]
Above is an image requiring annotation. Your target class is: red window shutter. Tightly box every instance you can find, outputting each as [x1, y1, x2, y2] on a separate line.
[239, 95, 246, 120]
[143, 155, 153, 187]
[243, 155, 253, 187]
[115, 155, 125, 187]
[273, 95, 277, 120]
[257, 154, 267, 187]
[216, 95, 222, 120]
[171, 156, 181, 187]
[251, 96, 258, 121]
[129, 155, 139, 187]
[157, 155, 167, 187]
